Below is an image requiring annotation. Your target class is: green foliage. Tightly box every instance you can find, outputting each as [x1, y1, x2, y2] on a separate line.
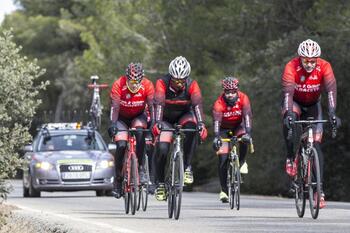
[2, 0, 350, 200]
[0, 30, 47, 199]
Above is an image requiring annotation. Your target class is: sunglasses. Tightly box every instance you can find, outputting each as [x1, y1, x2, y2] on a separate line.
[172, 79, 186, 84]
[301, 58, 317, 65]
[224, 90, 237, 95]
[128, 79, 141, 84]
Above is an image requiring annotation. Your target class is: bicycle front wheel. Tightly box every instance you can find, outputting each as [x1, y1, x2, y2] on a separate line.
[130, 155, 139, 215]
[123, 181, 130, 214]
[228, 162, 234, 209]
[173, 152, 184, 220]
[234, 163, 241, 210]
[308, 147, 321, 219]
[141, 155, 149, 211]
[294, 154, 306, 218]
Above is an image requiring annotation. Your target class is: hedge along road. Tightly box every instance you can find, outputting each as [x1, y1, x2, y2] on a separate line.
[4, 180, 350, 233]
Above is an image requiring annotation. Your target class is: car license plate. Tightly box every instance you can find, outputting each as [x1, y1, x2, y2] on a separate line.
[61, 172, 91, 179]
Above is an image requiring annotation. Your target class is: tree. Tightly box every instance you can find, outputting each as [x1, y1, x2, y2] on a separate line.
[0, 30, 47, 200]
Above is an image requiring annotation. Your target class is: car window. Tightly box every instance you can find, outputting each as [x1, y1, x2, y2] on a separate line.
[38, 134, 105, 151]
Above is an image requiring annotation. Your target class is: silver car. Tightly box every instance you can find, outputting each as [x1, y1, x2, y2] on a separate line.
[22, 123, 115, 197]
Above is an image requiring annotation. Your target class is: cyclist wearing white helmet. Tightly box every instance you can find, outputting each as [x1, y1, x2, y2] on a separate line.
[152, 56, 207, 201]
[281, 39, 340, 209]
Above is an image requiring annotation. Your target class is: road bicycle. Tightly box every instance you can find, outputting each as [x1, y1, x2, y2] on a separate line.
[161, 125, 199, 220]
[291, 118, 334, 219]
[114, 128, 149, 215]
[221, 133, 254, 210]
[87, 75, 108, 130]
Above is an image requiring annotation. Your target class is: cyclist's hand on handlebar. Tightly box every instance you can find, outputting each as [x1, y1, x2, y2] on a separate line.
[108, 123, 118, 138]
[152, 122, 162, 137]
[283, 111, 295, 129]
[329, 112, 341, 139]
[241, 133, 252, 144]
[198, 122, 208, 141]
[212, 136, 222, 151]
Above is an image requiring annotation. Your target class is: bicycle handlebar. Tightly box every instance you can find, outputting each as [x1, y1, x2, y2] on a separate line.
[221, 137, 255, 154]
[292, 119, 328, 124]
[88, 83, 109, 89]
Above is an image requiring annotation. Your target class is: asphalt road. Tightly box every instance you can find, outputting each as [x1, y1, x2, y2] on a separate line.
[5, 180, 350, 233]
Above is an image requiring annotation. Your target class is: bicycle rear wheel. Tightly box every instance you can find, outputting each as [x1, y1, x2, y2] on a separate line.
[294, 154, 306, 218]
[308, 147, 321, 219]
[173, 152, 184, 220]
[130, 155, 139, 215]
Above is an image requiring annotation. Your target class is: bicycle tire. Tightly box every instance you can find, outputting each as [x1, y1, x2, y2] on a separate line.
[228, 162, 234, 209]
[141, 155, 149, 211]
[130, 155, 139, 215]
[308, 147, 321, 219]
[123, 181, 130, 214]
[234, 163, 241, 210]
[168, 188, 174, 218]
[174, 151, 184, 220]
[294, 153, 306, 218]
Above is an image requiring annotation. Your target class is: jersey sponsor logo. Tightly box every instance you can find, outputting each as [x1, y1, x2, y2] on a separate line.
[134, 92, 142, 97]
[309, 75, 318, 80]
[300, 75, 305, 82]
[295, 83, 320, 92]
[120, 100, 145, 107]
[223, 110, 242, 118]
[126, 93, 131, 99]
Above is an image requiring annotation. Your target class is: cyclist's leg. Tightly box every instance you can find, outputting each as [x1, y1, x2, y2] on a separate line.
[178, 112, 197, 184]
[234, 124, 248, 167]
[113, 120, 128, 197]
[131, 114, 148, 169]
[281, 101, 301, 176]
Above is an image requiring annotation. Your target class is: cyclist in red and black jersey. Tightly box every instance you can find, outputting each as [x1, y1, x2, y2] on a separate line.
[212, 76, 252, 202]
[282, 39, 340, 208]
[108, 63, 155, 198]
[152, 56, 208, 201]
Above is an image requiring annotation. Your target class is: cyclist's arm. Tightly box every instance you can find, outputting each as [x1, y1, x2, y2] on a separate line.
[282, 62, 296, 113]
[110, 79, 122, 123]
[212, 99, 224, 136]
[189, 80, 205, 124]
[154, 79, 166, 122]
[322, 62, 337, 114]
[241, 93, 252, 134]
[145, 79, 155, 123]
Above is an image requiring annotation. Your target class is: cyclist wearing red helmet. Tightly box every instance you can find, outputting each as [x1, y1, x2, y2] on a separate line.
[212, 76, 252, 202]
[108, 62, 155, 198]
[152, 56, 208, 201]
[281, 39, 340, 208]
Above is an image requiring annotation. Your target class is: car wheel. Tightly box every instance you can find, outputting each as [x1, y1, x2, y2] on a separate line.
[23, 174, 30, 197]
[29, 175, 41, 198]
[96, 190, 106, 196]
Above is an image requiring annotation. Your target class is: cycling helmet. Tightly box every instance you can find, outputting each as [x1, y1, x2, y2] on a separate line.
[126, 63, 144, 82]
[222, 76, 239, 91]
[297, 39, 321, 58]
[168, 56, 191, 79]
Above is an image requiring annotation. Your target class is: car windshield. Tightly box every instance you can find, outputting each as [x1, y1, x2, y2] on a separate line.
[38, 134, 105, 152]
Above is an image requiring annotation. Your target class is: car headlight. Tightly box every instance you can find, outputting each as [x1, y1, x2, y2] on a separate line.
[96, 160, 114, 169]
[35, 161, 53, 170]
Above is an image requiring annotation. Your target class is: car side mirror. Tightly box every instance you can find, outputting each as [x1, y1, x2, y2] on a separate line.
[108, 143, 116, 151]
[24, 144, 33, 152]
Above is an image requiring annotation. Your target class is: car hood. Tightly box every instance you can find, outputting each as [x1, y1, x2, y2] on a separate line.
[34, 150, 113, 164]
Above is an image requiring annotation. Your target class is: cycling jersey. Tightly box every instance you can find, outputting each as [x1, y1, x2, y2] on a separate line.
[110, 76, 154, 122]
[154, 74, 204, 123]
[282, 57, 336, 112]
[212, 91, 252, 135]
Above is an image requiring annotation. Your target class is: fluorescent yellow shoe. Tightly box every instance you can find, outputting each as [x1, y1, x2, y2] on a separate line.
[219, 191, 228, 203]
[240, 162, 248, 174]
[155, 184, 166, 201]
[184, 167, 194, 184]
